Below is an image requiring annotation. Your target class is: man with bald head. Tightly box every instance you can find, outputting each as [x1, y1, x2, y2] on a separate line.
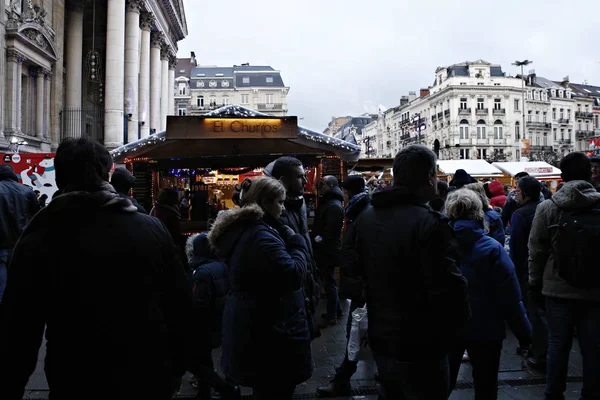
[313, 175, 345, 326]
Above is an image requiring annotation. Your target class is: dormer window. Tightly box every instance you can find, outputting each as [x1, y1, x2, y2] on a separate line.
[209, 80, 217, 88]
[196, 81, 204, 88]
[215, 73, 224, 77]
[242, 77, 250, 84]
[266, 76, 274, 83]
[221, 80, 230, 88]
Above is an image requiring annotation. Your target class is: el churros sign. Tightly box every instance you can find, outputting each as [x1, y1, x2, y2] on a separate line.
[167, 116, 298, 139]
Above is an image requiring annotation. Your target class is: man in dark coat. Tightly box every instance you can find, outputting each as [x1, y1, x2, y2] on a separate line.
[110, 166, 148, 213]
[317, 175, 370, 397]
[353, 145, 469, 399]
[0, 164, 40, 302]
[312, 175, 344, 326]
[265, 156, 322, 340]
[0, 138, 202, 400]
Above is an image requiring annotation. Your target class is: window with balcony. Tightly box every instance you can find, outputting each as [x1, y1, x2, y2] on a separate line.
[543, 112, 547, 123]
[567, 109, 571, 120]
[527, 91, 532, 100]
[477, 149, 487, 159]
[241, 94, 249, 104]
[514, 99, 519, 111]
[209, 96, 216, 106]
[578, 121, 582, 130]
[534, 91, 540, 100]
[527, 110, 532, 122]
[178, 83, 187, 96]
[460, 148, 470, 159]
[553, 108, 557, 120]
[515, 122, 521, 140]
[197, 96, 204, 107]
[578, 105, 582, 112]
[560, 109, 564, 119]
[178, 107, 187, 116]
[477, 120, 486, 139]
[494, 120, 503, 139]
[266, 94, 274, 104]
[494, 99, 501, 110]
[222, 96, 229, 105]
[554, 128, 557, 141]
[536, 111, 540, 122]
[561, 129, 565, 140]
[586, 122, 590, 131]
[460, 98, 467, 110]
[477, 99, 484, 110]
[568, 129, 572, 140]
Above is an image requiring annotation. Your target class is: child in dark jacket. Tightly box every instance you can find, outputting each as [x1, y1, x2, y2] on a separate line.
[186, 233, 240, 400]
[445, 189, 531, 399]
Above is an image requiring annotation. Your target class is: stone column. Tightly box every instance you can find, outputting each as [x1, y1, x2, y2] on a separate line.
[160, 46, 169, 131]
[168, 55, 176, 117]
[65, 2, 84, 112]
[150, 31, 163, 134]
[5, 50, 20, 134]
[46, 72, 52, 139]
[138, 12, 154, 138]
[36, 68, 45, 139]
[124, 0, 142, 143]
[16, 59, 23, 133]
[104, 0, 126, 149]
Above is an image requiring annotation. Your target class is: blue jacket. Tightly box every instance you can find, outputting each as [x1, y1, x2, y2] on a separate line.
[509, 201, 539, 280]
[453, 220, 531, 343]
[187, 233, 229, 349]
[207, 204, 312, 388]
[484, 208, 505, 246]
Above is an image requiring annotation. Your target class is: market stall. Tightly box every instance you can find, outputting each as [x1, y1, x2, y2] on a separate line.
[110, 105, 361, 233]
[492, 161, 562, 191]
[437, 159, 505, 183]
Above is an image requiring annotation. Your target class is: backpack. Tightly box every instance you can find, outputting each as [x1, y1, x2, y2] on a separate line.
[549, 199, 600, 289]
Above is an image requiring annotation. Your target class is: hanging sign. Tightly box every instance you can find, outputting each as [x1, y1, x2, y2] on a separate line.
[167, 116, 298, 139]
[524, 167, 553, 174]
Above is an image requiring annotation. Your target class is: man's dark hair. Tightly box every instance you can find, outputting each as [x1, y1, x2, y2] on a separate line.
[392, 145, 437, 188]
[560, 152, 592, 182]
[517, 176, 541, 201]
[271, 156, 302, 180]
[55, 138, 112, 191]
[515, 171, 530, 180]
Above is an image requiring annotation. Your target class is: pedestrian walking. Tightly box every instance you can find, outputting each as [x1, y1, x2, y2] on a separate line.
[312, 175, 344, 327]
[353, 145, 469, 400]
[317, 175, 370, 397]
[445, 189, 531, 399]
[265, 156, 322, 340]
[0, 138, 200, 400]
[208, 177, 312, 400]
[0, 164, 39, 303]
[529, 152, 600, 400]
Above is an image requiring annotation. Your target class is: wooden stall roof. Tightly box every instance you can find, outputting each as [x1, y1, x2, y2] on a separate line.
[110, 105, 361, 166]
[348, 157, 394, 172]
[437, 159, 504, 177]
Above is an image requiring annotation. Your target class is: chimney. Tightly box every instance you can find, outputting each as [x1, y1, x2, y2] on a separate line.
[561, 76, 570, 88]
[190, 51, 197, 65]
[408, 91, 417, 102]
[400, 96, 409, 106]
[420, 88, 430, 98]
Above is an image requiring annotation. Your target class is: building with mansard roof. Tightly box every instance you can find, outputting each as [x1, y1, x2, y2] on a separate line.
[0, 0, 188, 153]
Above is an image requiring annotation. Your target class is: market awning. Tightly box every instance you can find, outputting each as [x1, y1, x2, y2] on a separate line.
[492, 162, 561, 178]
[110, 105, 361, 164]
[437, 159, 504, 177]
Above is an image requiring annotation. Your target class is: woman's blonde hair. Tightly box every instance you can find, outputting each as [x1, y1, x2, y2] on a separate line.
[463, 182, 490, 209]
[445, 189, 485, 222]
[238, 176, 286, 206]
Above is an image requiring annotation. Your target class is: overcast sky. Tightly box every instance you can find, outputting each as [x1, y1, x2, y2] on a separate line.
[177, 0, 600, 132]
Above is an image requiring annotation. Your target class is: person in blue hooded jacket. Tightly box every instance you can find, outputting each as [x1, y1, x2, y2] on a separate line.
[463, 182, 505, 245]
[445, 189, 531, 399]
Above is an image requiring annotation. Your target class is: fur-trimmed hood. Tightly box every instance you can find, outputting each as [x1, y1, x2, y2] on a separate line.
[207, 204, 264, 258]
[551, 180, 600, 210]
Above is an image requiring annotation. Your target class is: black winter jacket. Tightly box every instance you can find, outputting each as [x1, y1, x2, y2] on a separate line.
[0, 168, 40, 249]
[339, 191, 370, 300]
[208, 205, 312, 388]
[354, 186, 469, 361]
[0, 183, 201, 400]
[312, 187, 344, 268]
[117, 191, 148, 214]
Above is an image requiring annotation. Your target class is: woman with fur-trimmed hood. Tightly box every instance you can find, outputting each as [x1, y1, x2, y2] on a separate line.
[207, 176, 312, 399]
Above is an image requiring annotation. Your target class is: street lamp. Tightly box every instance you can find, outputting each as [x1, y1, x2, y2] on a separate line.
[8, 137, 28, 153]
[512, 59, 533, 161]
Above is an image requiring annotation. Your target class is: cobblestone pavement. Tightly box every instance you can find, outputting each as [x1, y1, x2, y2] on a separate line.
[23, 299, 584, 399]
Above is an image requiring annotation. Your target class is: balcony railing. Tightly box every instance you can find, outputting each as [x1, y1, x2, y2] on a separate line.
[257, 103, 284, 110]
[444, 109, 450, 117]
[559, 139, 572, 145]
[575, 111, 594, 119]
[458, 107, 471, 115]
[558, 118, 570, 124]
[437, 112, 443, 119]
[531, 145, 554, 152]
[576, 130, 595, 138]
[526, 121, 552, 129]
[432, 115, 437, 122]
[476, 108, 488, 115]
[492, 108, 506, 115]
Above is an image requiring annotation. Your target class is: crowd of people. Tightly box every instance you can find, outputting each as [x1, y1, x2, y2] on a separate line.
[0, 137, 599, 400]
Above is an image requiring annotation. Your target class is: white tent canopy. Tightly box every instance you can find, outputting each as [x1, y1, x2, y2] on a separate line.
[437, 160, 504, 177]
[492, 162, 561, 178]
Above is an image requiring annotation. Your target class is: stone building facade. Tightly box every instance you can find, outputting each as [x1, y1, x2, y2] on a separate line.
[0, 0, 187, 153]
